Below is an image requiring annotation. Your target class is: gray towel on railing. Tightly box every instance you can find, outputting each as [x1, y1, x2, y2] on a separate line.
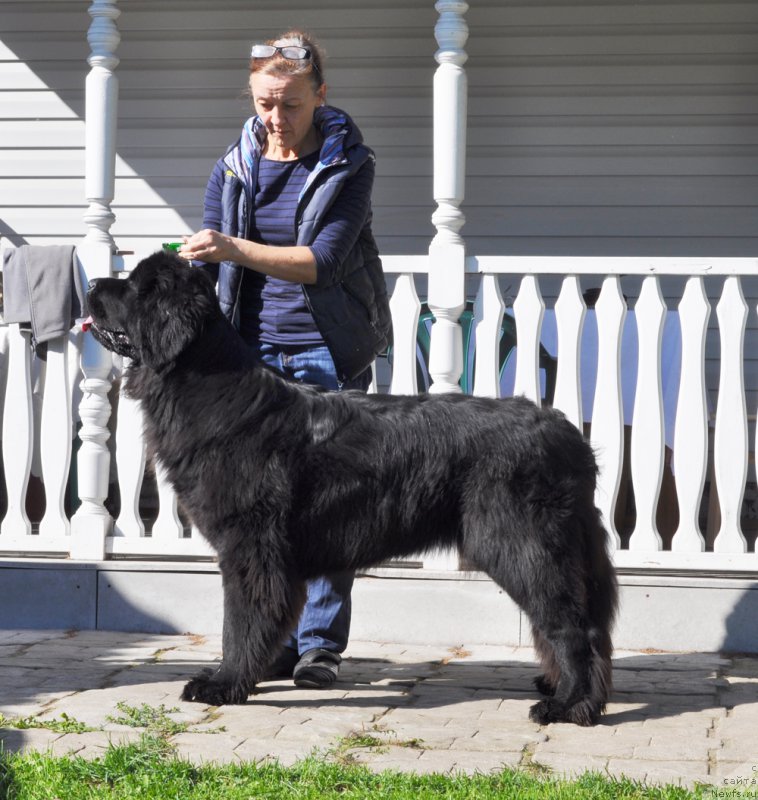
[2, 244, 87, 346]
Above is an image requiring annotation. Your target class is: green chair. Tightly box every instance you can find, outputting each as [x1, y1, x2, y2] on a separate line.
[388, 301, 556, 400]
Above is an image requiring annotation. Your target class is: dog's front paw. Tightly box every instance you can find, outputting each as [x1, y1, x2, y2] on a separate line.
[529, 698, 565, 725]
[529, 698, 598, 727]
[181, 671, 249, 705]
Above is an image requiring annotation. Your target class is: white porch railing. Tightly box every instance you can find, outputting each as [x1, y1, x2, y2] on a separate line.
[2, 252, 758, 573]
[382, 254, 758, 573]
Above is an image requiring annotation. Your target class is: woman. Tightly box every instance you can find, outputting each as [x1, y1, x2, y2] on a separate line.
[181, 30, 391, 688]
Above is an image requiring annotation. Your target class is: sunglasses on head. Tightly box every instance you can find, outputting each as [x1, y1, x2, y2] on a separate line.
[250, 44, 312, 61]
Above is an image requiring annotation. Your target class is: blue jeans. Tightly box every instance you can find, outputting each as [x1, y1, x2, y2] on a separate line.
[248, 341, 371, 655]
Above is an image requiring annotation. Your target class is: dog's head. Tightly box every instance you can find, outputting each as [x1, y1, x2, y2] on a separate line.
[86, 251, 218, 369]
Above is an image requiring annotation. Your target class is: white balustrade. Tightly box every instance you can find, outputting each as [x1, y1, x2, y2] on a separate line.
[552, 276, 586, 429]
[388, 273, 422, 395]
[512, 275, 545, 405]
[38, 336, 73, 541]
[3, 255, 758, 571]
[628, 276, 666, 552]
[472, 274, 505, 399]
[0, 325, 34, 542]
[112, 361, 146, 539]
[713, 276, 748, 553]
[150, 464, 214, 557]
[151, 461, 184, 541]
[588, 276, 626, 549]
[671, 277, 710, 552]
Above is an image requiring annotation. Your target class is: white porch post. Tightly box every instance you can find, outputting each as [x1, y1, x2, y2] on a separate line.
[422, 1, 468, 571]
[426, 0, 468, 395]
[70, 0, 121, 559]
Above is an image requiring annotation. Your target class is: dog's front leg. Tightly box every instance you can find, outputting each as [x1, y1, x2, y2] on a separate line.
[181, 568, 305, 706]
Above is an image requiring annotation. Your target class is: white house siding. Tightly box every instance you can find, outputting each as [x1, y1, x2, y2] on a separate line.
[0, 0, 438, 255]
[1, 0, 757, 404]
[461, 0, 758, 423]
[2, 1, 756, 255]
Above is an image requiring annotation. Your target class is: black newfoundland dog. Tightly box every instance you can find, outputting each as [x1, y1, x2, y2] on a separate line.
[86, 251, 617, 726]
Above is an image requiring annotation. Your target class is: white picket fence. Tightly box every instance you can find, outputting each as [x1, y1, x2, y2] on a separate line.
[2, 252, 758, 572]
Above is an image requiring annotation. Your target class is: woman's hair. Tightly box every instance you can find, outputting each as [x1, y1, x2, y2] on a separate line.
[249, 30, 325, 91]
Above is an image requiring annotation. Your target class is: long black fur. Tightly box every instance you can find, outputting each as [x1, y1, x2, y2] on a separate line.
[87, 251, 618, 725]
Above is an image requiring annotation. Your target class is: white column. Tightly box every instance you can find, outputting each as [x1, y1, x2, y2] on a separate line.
[426, 0, 468, 395]
[70, 0, 120, 558]
[421, 1, 468, 570]
[82, 0, 120, 249]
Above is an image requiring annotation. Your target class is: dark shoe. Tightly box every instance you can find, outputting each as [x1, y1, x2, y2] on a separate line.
[293, 648, 342, 688]
[263, 647, 299, 680]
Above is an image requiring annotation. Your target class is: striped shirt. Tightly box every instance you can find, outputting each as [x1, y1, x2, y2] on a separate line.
[202, 149, 375, 346]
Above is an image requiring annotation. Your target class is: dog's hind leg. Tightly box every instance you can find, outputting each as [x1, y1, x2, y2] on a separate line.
[182, 559, 306, 706]
[531, 627, 559, 696]
[526, 618, 597, 726]
[469, 514, 614, 725]
[524, 513, 616, 726]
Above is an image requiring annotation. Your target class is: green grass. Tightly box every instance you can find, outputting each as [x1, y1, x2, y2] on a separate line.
[0, 713, 93, 735]
[106, 702, 190, 738]
[0, 739, 702, 800]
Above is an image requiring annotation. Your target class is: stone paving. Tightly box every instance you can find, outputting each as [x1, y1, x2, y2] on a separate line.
[0, 629, 757, 791]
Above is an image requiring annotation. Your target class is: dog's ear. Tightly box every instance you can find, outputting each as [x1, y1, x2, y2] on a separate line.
[131, 255, 217, 370]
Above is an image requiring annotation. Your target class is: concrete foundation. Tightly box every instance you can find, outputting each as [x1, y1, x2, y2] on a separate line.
[1, 559, 757, 653]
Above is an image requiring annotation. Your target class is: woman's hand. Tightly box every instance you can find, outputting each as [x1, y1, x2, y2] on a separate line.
[180, 230, 318, 285]
[180, 230, 237, 264]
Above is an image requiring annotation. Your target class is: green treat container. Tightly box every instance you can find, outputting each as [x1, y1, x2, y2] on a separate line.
[162, 242, 184, 253]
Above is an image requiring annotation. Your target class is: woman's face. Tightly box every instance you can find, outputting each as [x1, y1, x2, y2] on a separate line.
[250, 72, 325, 157]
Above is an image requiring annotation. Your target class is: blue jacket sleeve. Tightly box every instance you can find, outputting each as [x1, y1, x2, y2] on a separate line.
[193, 159, 225, 282]
[308, 158, 375, 287]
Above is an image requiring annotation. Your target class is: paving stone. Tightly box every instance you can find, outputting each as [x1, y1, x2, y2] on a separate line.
[170, 732, 247, 765]
[1, 630, 758, 788]
[530, 751, 609, 777]
[605, 758, 711, 788]
[346, 743, 425, 767]
[0, 691, 78, 717]
[710, 759, 758, 787]
[231, 737, 320, 766]
[633, 736, 713, 761]
[371, 724, 457, 749]
[451, 727, 547, 752]
[0, 727, 62, 754]
[534, 727, 644, 758]
[273, 719, 357, 747]
[443, 750, 524, 775]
